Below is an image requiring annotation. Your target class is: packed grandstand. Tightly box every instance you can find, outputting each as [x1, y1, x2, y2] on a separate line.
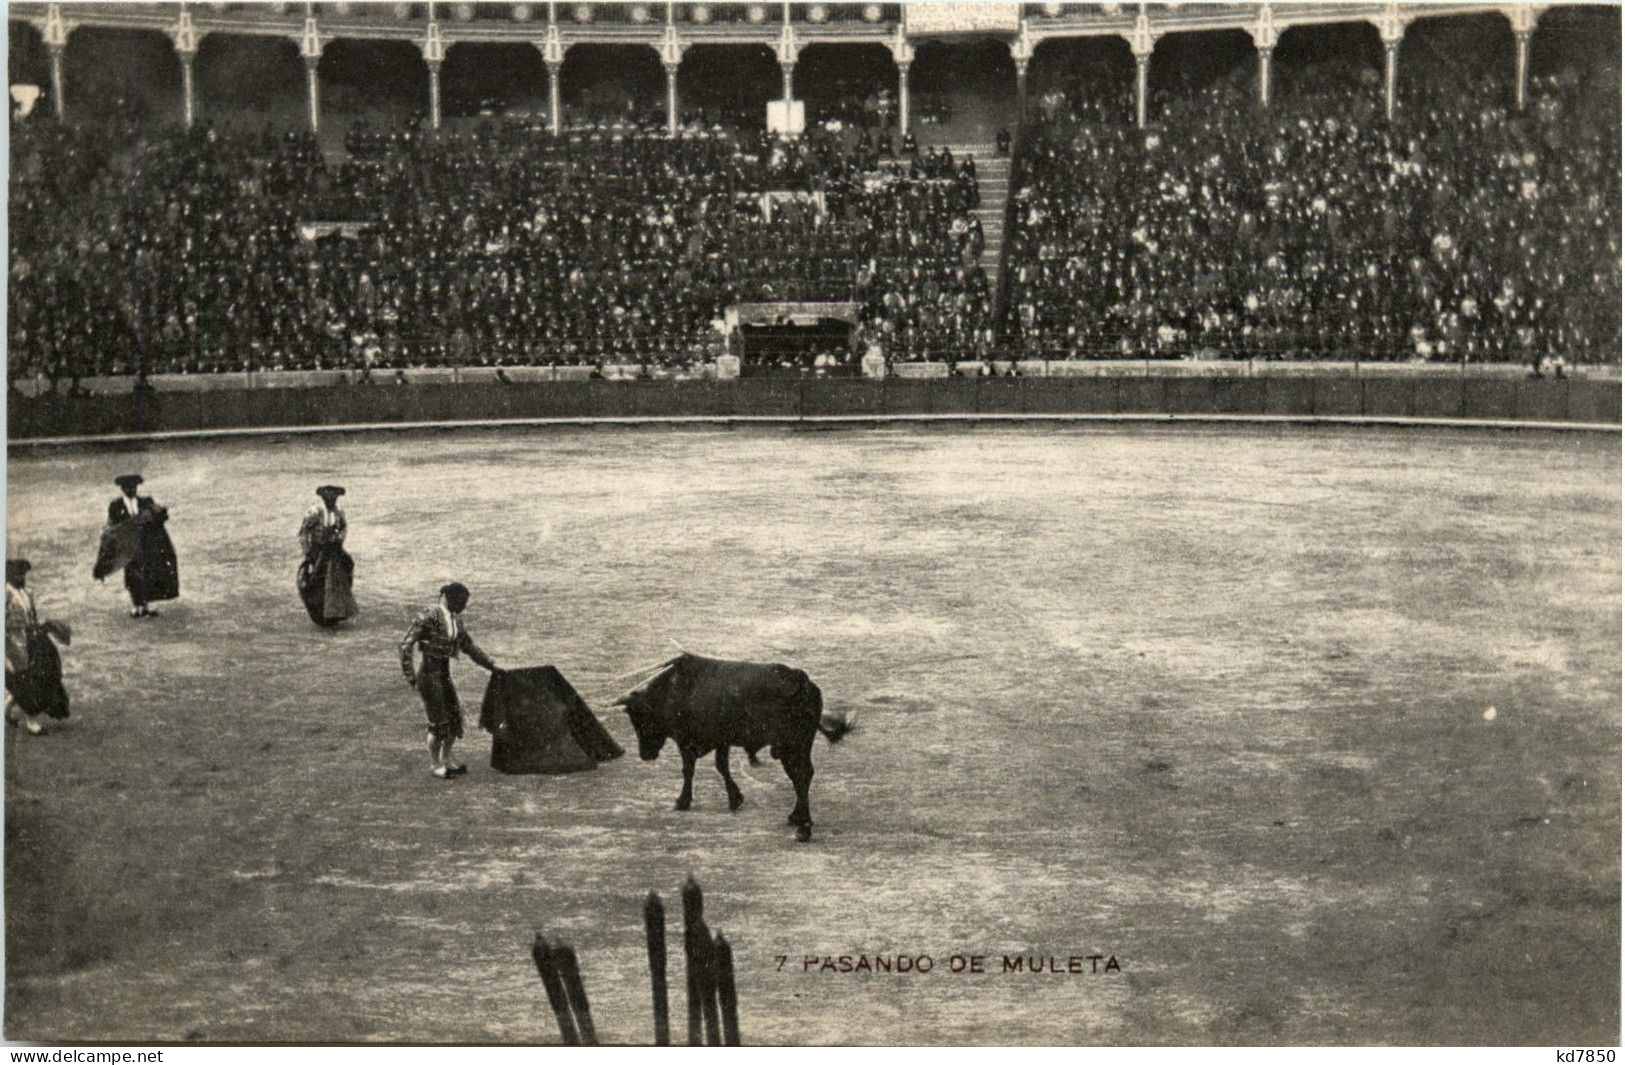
[6, 2, 1620, 385]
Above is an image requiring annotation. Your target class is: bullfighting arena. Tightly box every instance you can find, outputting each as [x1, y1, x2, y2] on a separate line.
[4, 423, 1619, 1045]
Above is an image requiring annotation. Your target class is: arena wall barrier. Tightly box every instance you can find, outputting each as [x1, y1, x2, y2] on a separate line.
[977, 377, 1027, 414]
[1464, 378, 1522, 420]
[1361, 377, 1415, 417]
[731, 379, 801, 416]
[1411, 378, 1466, 419]
[1568, 378, 1623, 424]
[800, 380, 886, 416]
[1518, 379, 1569, 421]
[1165, 378, 1215, 415]
[1313, 378, 1365, 416]
[1111, 377, 1159, 414]
[7, 374, 1618, 442]
[927, 378, 981, 415]
[882, 378, 936, 415]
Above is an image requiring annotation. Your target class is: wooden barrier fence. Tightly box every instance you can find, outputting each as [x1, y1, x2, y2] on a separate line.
[532, 876, 740, 1046]
[9, 375, 1620, 441]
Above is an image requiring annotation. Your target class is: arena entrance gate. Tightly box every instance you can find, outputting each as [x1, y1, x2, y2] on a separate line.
[727, 302, 861, 377]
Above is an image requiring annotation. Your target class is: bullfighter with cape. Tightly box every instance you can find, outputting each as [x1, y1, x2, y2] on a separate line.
[6, 559, 71, 735]
[297, 485, 357, 626]
[93, 474, 179, 618]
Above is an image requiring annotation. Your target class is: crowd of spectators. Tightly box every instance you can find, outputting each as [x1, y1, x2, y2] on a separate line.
[1003, 57, 1621, 363]
[10, 113, 988, 383]
[13, 26, 1618, 384]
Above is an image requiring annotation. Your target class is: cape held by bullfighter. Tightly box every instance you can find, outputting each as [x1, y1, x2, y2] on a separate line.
[608, 652, 852, 841]
[93, 474, 179, 618]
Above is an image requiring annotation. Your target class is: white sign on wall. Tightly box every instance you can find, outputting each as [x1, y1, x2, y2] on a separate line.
[903, 3, 1021, 35]
[766, 99, 805, 135]
[10, 84, 41, 119]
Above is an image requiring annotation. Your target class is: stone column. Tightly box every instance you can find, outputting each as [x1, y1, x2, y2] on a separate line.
[1014, 56, 1028, 120]
[304, 55, 322, 133]
[1513, 29, 1532, 111]
[422, 20, 445, 130]
[1250, 7, 1278, 109]
[299, 16, 324, 134]
[1128, 14, 1157, 130]
[780, 60, 795, 106]
[1376, 8, 1405, 122]
[892, 36, 914, 134]
[547, 59, 563, 133]
[894, 62, 910, 133]
[1382, 40, 1399, 121]
[43, 4, 70, 122]
[664, 60, 680, 132]
[1507, 5, 1540, 113]
[47, 43, 66, 121]
[179, 48, 197, 128]
[1133, 51, 1150, 129]
[427, 59, 442, 129]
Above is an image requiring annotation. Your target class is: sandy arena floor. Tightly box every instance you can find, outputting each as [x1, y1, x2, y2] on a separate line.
[3, 423, 1619, 1045]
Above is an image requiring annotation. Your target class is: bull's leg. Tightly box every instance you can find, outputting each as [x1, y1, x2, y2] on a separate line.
[675, 746, 698, 810]
[784, 753, 815, 841]
[715, 747, 745, 811]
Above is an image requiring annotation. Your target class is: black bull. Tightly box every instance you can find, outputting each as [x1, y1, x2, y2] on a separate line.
[609, 654, 850, 841]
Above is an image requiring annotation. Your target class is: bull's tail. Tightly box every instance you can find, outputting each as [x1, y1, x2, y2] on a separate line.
[802, 677, 853, 743]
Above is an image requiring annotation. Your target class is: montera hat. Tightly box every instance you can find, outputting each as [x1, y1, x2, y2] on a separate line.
[439, 582, 471, 612]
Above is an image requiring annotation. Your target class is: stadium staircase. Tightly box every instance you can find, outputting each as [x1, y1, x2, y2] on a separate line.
[940, 141, 1009, 292]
